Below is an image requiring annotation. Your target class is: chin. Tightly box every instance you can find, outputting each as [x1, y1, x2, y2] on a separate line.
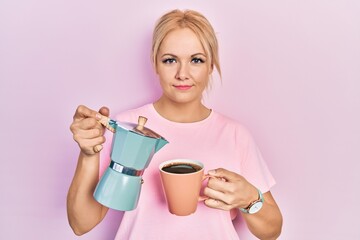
[175, 99, 201, 105]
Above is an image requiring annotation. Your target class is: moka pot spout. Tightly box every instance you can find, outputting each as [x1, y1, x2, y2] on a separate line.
[155, 137, 169, 152]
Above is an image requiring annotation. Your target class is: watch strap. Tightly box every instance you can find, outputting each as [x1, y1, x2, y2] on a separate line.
[239, 188, 264, 214]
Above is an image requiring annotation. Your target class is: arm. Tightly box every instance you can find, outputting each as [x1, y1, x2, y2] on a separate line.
[241, 191, 282, 240]
[204, 168, 282, 240]
[67, 105, 110, 235]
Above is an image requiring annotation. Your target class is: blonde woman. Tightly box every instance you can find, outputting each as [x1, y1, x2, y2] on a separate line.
[68, 9, 282, 240]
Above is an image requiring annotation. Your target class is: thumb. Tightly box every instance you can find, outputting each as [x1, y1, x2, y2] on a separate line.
[97, 106, 116, 133]
[207, 168, 239, 182]
[99, 106, 110, 117]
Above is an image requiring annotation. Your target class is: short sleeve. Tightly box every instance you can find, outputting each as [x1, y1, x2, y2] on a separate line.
[239, 130, 276, 193]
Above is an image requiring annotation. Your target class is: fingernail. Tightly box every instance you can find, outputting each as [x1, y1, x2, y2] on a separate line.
[93, 145, 103, 153]
[96, 113, 102, 120]
[207, 198, 218, 204]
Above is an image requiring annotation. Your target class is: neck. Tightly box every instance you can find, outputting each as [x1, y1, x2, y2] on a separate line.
[153, 97, 211, 123]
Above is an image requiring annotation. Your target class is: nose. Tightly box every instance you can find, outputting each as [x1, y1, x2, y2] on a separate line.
[175, 63, 189, 80]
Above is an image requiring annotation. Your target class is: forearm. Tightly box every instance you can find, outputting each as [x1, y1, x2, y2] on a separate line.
[242, 192, 282, 240]
[67, 152, 108, 235]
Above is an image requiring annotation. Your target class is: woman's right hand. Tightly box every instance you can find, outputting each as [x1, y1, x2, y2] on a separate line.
[70, 105, 110, 156]
[68, 105, 111, 235]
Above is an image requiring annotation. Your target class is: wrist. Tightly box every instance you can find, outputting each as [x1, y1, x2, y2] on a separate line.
[80, 149, 99, 158]
[239, 188, 264, 214]
[78, 151, 101, 171]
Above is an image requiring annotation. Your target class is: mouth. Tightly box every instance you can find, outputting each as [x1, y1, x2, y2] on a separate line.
[173, 85, 193, 90]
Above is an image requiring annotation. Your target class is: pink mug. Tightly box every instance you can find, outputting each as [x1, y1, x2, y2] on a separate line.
[159, 159, 209, 216]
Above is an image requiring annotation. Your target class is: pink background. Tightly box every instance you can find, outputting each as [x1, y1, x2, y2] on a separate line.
[1, 0, 359, 239]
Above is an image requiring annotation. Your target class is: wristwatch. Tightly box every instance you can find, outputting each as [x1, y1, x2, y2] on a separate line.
[239, 189, 264, 214]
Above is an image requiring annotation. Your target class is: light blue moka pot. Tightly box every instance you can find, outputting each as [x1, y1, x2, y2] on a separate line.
[94, 115, 168, 211]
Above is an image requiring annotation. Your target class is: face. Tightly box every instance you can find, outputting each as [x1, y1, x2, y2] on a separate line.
[155, 28, 212, 105]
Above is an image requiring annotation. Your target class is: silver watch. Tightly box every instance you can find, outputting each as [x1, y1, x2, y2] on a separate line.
[239, 189, 264, 214]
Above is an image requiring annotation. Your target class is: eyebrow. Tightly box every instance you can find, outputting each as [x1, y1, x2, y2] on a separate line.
[160, 53, 207, 58]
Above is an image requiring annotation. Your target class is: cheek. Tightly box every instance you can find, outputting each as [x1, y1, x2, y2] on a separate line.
[157, 66, 175, 78]
[158, 74, 171, 86]
[192, 70, 210, 85]
[157, 71, 173, 88]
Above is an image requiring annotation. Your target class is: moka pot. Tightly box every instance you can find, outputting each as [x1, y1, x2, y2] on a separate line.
[94, 116, 168, 211]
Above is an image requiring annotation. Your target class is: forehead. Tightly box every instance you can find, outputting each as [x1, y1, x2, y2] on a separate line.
[159, 28, 205, 55]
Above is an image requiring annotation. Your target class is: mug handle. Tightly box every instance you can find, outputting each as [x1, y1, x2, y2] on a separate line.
[198, 174, 211, 201]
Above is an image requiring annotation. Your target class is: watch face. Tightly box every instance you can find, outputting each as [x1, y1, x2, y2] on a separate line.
[249, 201, 263, 214]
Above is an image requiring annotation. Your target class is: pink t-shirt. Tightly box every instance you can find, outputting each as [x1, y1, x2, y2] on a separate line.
[100, 104, 275, 240]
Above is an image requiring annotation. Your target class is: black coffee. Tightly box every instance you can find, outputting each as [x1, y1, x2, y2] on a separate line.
[162, 163, 202, 174]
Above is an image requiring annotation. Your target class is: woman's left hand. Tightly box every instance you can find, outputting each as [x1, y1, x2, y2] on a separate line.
[203, 168, 259, 210]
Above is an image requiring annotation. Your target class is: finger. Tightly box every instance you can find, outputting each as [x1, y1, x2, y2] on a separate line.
[207, 177, 232, 193]
[78, 117, 101, 130]
[207, 168, 242, 182]
[99, 106, 110, 117]
[204, 184, 237, 206]
[73, 128, 102, 141]
[93, 144, 103, 153]
[73, 105, 101, 122]
[71, 118, 105, 140]
[203, 186, 227, 201]
[77, 136, 106, 153]
[204, 198, 233, 211]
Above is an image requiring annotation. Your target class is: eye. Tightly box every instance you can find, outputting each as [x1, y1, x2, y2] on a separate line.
[191, 57, 205, 64]
[162, 58, 177, 64]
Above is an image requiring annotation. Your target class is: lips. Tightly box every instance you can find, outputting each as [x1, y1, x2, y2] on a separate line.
[174, 85, 193, 90]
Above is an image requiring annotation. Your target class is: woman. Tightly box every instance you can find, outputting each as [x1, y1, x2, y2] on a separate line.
[68, 9, 282, 239]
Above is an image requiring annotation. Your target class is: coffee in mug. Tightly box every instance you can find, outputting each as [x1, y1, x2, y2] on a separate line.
[159, 159, 208, 216]
[161, 162, 202, 174]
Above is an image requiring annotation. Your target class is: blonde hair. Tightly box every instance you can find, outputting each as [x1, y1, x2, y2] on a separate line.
[151, 9, 221, 78]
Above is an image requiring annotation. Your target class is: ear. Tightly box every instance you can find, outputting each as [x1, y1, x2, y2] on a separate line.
[152, 58, 159, 75]
[209, 63, 214, 75]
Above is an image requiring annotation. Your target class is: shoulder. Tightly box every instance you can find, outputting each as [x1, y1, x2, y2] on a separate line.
[212, 111, 252, 136]
[210, 110, 256, 148]
[114, 103, 153, 123]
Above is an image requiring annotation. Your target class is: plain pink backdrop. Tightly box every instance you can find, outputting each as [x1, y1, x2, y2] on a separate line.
[1, 0, 359, 239]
